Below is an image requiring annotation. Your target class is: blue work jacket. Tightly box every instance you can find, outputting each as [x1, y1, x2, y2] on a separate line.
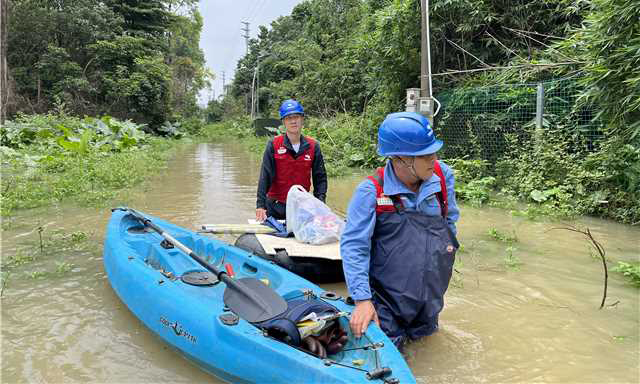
[341, 161, 460, 301]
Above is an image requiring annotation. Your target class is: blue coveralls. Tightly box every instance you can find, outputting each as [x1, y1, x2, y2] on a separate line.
[341, 161, 459, 343]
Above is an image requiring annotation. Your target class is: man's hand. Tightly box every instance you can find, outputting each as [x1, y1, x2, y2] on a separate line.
[256, 208, 267, 222]
[349, 300, 379, 338]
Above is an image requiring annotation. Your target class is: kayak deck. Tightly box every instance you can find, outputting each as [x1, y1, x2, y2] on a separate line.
[104, 210, 415, 383]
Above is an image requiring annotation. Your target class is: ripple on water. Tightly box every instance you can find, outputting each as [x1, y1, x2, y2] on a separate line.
[2, 143, 638, 383]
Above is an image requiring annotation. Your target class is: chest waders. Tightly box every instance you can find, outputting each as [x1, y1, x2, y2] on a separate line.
[368, 165, 459, 343]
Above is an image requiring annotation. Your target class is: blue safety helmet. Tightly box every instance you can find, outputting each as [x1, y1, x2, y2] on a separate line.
[377, 112, 443, 156]
[279, 99, 304, 119]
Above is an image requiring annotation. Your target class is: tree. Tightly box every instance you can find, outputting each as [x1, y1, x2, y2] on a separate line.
[558, 0, 640, 136]
[205, 98, 224, 122]
[5, 0, 207, 126]
[168, 7, 210, 118]
[228, 0, 587, 116]
[106, 0, 172, 38]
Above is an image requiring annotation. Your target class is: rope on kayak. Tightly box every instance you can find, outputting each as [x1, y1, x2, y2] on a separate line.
[341, 342, 385, 352]
[262, 329, 397, 382]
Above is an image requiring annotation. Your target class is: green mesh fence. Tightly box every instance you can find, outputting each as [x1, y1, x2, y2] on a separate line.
[434, 77, 605, 162]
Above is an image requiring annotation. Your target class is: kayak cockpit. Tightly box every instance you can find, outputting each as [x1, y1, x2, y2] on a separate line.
[120, 218, 286, 291]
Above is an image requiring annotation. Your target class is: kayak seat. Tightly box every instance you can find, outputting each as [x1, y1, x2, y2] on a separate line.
[256, 295, 347, 359]
[144, 242, 206, 278]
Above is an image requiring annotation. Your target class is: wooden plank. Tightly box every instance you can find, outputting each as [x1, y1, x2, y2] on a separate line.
[255, 234, 341, 260]
[201, 224, 276, 234]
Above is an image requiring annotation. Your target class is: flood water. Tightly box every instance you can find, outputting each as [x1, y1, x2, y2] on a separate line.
[2, 142, 639, 383]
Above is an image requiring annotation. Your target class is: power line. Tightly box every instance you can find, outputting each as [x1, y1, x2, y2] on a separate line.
[243, 0, 262, 22]
[247, 0, 268, 24]
[240, 1, 254, 20]
[431, 62, 583, 76]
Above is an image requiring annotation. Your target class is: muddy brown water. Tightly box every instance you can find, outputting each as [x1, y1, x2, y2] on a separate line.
[1, 142, 638, 383]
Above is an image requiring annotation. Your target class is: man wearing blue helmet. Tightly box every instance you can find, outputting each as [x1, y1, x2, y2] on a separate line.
[341, 112, 460, 349]
[256, 99, 328, 221]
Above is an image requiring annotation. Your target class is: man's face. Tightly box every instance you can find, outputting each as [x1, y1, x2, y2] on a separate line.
[283, 114, 303, 135]
[398, 153, 437, 181]
[413, 153, 438, 180]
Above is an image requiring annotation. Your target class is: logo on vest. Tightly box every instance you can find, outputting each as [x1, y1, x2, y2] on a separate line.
[376, 196, 394, 206]
[277, 147, 287, 154]
[304, 154, 311, 161]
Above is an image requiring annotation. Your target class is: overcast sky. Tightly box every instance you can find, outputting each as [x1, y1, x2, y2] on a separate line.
[198, 0, 304, 104]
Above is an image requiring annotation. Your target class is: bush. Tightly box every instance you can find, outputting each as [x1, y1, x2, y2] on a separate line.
[613, 262, 640, 288]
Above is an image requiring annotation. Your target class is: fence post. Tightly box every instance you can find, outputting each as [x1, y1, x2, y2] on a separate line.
[536, 83, 545, 133]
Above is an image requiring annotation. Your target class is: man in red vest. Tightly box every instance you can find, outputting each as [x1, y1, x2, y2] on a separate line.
[256, 99, 328, 221]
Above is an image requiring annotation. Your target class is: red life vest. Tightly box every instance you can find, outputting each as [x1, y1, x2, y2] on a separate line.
[267, 134, 316, 202]
[367, 161, 448, 217]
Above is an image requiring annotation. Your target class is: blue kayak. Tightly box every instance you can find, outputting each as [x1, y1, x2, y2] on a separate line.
[103, 209, 416, 383]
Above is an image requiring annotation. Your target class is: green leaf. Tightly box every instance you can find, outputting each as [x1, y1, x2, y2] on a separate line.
[349, 153, 364, 162]
[57, 137, 80, 153]
[530, 190, 547, 202]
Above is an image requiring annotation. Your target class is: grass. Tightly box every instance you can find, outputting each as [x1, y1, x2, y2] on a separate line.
[487, 227, 518, 243]
[1, 138, 177, 218]
[1, 227, 98, 295]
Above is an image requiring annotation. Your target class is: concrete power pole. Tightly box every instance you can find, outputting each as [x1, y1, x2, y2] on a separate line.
[222, 71, 225, 96]
[250, 67, 256, 119]
[406, 0, 435, 125]
[256, 53, 260, 118]
[241, 21, 250, 55]
[419, 0, 434, 125]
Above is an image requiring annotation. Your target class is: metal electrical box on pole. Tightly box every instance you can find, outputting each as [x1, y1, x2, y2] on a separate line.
[406, 88, 420, 113]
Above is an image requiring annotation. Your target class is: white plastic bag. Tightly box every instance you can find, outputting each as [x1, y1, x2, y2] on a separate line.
[286, 185, 345, 245]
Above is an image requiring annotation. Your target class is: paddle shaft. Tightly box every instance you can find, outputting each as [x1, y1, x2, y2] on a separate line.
[125, 209, 267, 308]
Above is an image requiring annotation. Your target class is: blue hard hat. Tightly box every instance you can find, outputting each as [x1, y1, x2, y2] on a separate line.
[377, 112, 442, 156]
[279, 99, 304, 119]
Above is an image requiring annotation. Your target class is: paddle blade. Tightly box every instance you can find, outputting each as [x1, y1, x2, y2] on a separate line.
[223, 277, 287, 323]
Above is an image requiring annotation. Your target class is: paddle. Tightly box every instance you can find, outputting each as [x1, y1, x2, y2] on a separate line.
[119, 208, 288, 323]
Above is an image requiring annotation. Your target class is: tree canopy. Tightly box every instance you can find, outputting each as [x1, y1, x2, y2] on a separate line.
[229, 0, 589, 117]
[6, 0, 210, 129]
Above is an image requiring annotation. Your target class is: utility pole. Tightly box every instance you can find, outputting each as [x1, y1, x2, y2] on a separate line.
[256, 55, 260, 118]
[250, 66, 257, 119]
[419, 0, 434, 125]
[241, 21, 250, 55]
[222, 71, 225, 96]
[405, 0, 435, 125]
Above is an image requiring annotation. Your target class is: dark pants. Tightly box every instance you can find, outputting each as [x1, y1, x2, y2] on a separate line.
[266, 198, 286, 220]
[373, 291, 439, 345]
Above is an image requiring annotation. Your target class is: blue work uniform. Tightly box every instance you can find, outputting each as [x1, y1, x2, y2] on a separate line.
[341, 161, 460, 343]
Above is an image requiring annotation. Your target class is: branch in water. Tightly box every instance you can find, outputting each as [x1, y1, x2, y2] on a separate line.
[549, 224, 608, 309]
